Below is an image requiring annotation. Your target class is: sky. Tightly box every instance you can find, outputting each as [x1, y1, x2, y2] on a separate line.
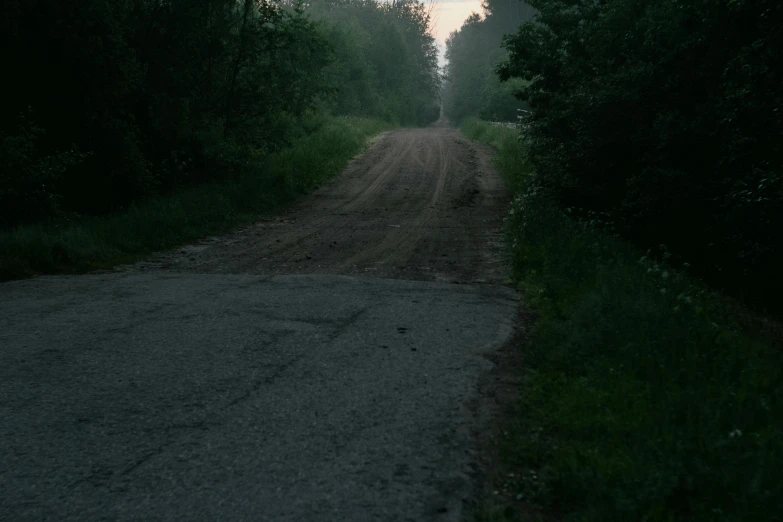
[430, 0, 484, 67]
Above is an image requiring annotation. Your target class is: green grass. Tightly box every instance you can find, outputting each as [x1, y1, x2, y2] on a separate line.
[0, 116, 391, 279]
[461, 117, 783, 522]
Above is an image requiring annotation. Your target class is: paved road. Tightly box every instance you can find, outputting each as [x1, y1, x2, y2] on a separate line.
[1, 127, 516, 522]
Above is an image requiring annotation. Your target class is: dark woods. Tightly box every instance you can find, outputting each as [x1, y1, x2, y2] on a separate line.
[451, 0, 783, 315]
[443, 0, 537, 122]
[0, 0, 440, 227]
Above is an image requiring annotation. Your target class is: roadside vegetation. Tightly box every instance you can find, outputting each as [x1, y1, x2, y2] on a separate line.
[463, 118, 783, 522]
[0, 117, 389, 278]
[497, 0, 783, 318]
[449, 2, 783, 518]
[0, 0, 439, 277]
[448, 0, 782, 318]
[443, 0, 537, 123]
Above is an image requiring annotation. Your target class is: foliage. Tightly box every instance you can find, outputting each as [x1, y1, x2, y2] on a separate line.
[0, 114, 89, 227]
[0, 0, 439, 229]
[442, 0, 536, 122]
[463, 119, 783, 522]
[309, 0, 441, 125]
[499, 0, 783, 314]
[0, 117, 390, 279]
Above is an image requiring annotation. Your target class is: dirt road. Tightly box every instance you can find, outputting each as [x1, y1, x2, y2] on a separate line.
[2, 125, 516, 522]
[134, 126, 508, 283]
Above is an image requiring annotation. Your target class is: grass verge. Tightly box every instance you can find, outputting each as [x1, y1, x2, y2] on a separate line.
[461, 117, 783, 522]
[0, 116, 391, 279]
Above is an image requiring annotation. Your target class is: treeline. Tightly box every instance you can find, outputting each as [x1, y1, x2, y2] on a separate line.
[0, 0, 439, 228]
[442, 0, 536, 122]
[457, 0, 781, 314]
[308, 0, 440, 125]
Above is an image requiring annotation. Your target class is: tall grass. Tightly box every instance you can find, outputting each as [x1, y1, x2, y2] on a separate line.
[0, 117, 391, 279]
[461, 118, 783, 522]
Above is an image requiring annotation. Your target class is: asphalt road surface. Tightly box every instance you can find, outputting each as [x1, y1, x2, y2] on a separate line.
[1, 126, 517, 522]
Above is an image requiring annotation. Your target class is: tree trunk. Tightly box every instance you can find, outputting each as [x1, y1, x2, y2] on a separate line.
[224, 0, 254, 136]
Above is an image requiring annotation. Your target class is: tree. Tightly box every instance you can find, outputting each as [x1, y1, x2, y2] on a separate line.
[1, 0, 441, 227]
[442, 1, 536, 122]
[499, 0, 783, 312]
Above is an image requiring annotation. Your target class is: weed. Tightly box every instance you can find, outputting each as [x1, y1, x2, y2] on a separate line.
[0, 117, 391, 279]
[462, 118, 783, 522]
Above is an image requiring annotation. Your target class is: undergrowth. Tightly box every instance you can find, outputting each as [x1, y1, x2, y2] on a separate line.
[461, 117, 783, 522]
[0, 117, 391, 279]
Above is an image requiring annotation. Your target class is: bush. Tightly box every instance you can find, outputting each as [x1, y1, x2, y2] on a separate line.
[499, 0, 783, 315]
[1, 0, 439, 228]
[0, 118, 88, 227]
[0, 117, 391, 280]
[463, 120, 783, 522]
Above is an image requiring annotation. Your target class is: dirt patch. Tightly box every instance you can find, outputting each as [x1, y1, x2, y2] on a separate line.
[464, 303, 546, 522]
[128, 127, 509, 284]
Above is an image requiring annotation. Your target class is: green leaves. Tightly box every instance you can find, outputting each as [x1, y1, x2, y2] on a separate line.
[499, 0, 783, 314]
[1, 0, 439, 228]
[310, 0, 440, 125]
[443, 2, 537, 122]
[465, 119, 783, 522]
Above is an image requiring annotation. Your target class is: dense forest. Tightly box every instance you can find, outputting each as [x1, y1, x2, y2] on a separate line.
[452, 2, 783, 520]
[0, 0, 440, 228]
[442, 0, 536, 122]
[451, 0, 782, 315]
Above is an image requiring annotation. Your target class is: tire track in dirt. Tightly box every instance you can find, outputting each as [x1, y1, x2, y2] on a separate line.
[339, 134, 416, 213]
[130, 125, 509, 283]
[356, 130, 451, 269]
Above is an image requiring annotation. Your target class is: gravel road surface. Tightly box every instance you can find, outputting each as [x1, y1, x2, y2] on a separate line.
[134, 126, 507, 283]
[1, 126, 515, 521]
